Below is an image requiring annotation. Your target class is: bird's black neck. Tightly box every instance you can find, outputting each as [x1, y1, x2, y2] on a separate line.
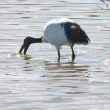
[29, 37, 42, 43]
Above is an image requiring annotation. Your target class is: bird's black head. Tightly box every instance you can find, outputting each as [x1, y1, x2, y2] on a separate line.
[19, 36, 42, 55]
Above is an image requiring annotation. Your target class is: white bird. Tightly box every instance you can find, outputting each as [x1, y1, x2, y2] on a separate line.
[19, 18, 90, 61]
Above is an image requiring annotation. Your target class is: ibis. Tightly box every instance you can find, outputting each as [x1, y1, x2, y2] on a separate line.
[19, 18, 90, 61]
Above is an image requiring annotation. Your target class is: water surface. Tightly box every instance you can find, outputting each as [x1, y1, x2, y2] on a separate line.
[0, 0, 110, 110]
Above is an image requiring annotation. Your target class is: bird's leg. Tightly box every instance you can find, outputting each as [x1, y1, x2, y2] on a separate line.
[19, 36, 42, 55]
[71, 45, 75, 61]
[57, 48, 60, 61]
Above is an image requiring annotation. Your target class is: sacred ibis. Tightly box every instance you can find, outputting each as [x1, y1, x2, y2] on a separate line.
[19, 18, 90, 61]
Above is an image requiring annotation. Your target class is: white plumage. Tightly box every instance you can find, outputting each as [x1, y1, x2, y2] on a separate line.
[43, 18, 71, 48]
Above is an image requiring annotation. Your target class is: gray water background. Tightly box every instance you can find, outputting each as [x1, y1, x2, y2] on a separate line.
[0, 0, 110, 110]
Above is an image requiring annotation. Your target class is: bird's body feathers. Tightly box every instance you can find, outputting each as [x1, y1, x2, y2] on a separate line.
[43, 18, 90, 48]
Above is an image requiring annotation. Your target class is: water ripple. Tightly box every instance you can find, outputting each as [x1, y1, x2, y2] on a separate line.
[0, 0, 110, 110]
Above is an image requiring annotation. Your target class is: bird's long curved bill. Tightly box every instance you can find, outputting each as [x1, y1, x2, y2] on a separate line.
[19, 42, 30, 55]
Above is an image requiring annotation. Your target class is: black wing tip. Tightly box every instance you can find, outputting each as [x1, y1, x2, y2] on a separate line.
[84, 36, 91, 45]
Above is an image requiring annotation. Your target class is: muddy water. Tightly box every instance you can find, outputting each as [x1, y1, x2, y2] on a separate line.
[0, 0, 110, 110]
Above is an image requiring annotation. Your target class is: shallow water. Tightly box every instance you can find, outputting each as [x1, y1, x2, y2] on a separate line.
[0, 0, 110, 110]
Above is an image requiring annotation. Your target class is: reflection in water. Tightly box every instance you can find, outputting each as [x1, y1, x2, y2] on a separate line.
[15, 53, 32, 61]
[42, 60, 89, 78]
[18, 53, 90, 78]
[23, 55, 32, 60]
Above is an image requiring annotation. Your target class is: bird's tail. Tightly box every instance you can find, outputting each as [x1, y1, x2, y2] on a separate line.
[78, 28, 90, 45]
[70, 26, 90, 45]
